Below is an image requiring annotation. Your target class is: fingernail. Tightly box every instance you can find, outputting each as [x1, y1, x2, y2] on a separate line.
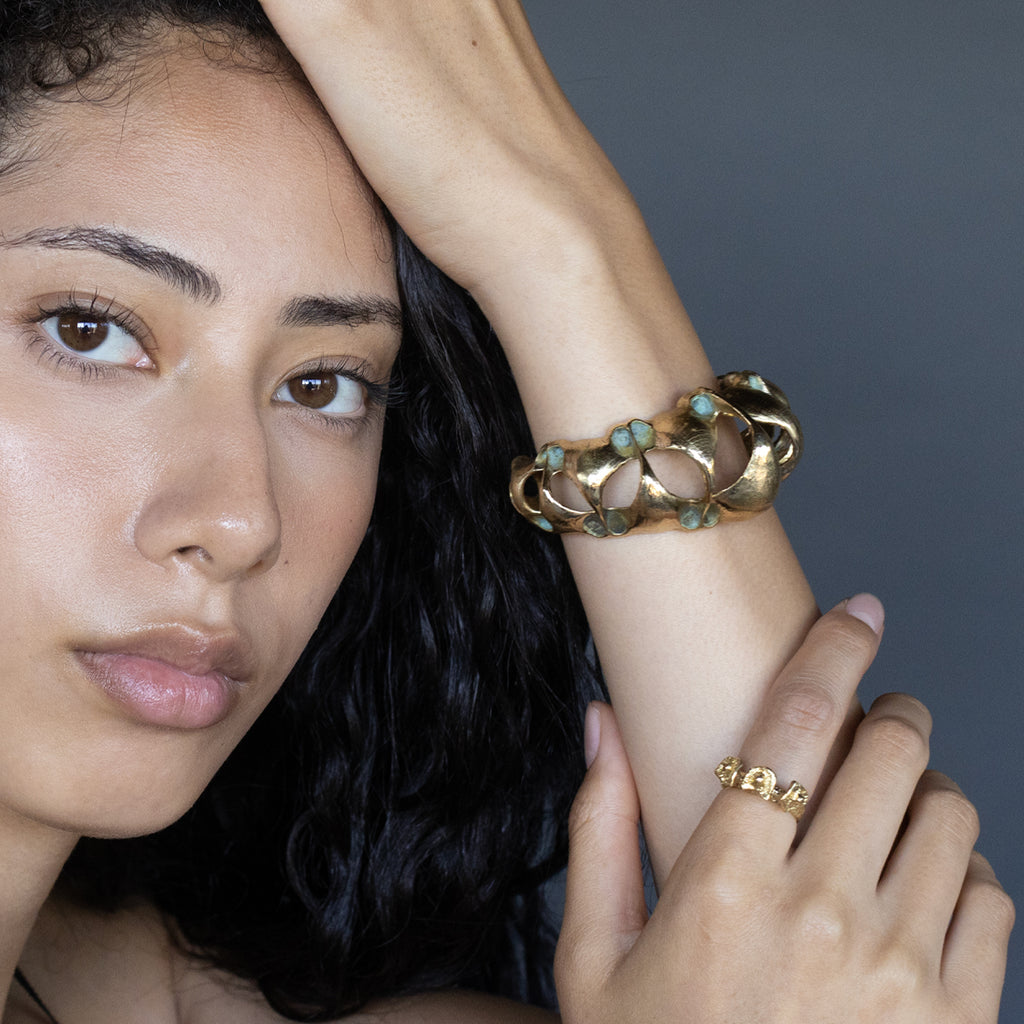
[844, 593, 885, 635]
[584, 702, 601, 768]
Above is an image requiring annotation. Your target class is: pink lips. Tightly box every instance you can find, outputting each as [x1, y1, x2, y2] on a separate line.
[75, 629, 252, 730]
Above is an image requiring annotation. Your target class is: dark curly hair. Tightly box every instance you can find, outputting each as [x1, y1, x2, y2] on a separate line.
[0, 1, 600, 1018]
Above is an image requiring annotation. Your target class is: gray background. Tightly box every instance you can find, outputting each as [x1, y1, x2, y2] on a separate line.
[523, 1, 1022, 1016]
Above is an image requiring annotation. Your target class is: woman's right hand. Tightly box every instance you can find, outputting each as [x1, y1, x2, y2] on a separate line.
[556, 596, 1013, 1023]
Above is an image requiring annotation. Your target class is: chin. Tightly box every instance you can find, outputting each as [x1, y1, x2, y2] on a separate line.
[77, 794, 208, 840]
[24, 784, 208, 841]
[6, 746, 229, 841]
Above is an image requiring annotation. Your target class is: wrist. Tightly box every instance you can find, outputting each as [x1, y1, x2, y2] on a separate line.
[468, 212, 714, 440]
[466, 182, 650, 312]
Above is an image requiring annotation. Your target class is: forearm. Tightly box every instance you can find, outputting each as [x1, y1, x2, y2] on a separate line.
[567, 523, 816, 881]
[260, 0, 819, 884]
[476, 220, 818, 882]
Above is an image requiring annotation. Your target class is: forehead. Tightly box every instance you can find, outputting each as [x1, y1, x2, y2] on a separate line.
[0, 41, 394, 301]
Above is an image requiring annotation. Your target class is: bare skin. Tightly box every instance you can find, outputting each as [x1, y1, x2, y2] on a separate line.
[258, 0, 820, 881]
[8, 610, 1011, 1023]
[0, 5, 1012, 1023]
[556, 604, 1013, 1023]
[0, 38, 400, 1020]
[255, 2, 1012, 1018]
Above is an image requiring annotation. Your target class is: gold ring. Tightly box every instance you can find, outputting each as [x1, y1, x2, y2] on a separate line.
[715, 756, 809, 821]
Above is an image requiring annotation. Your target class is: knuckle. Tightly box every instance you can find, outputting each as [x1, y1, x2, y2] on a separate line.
[687, 854, 747, 907]
[553, 941, 597, 1022]
[859, 711, 930, 774]
[811, 612, 878, 666]
[775, 673, 844, 736]
[973, 876, 1017, 929]
[917, 780, 980, 844]
[872, 692, 934, 734]
[552, 934, 581, 991]
[682, 846, 767, 923]
[565, 777, 638, 860]
[566, 784, 602, 841]
[871, 938, 930, 995]
[696, 872, 751, 915]
[789, 888, 855, 952]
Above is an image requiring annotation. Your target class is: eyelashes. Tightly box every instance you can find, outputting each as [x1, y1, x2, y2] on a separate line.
[24, 292, 149, 380]
[21, 291, 395, 432]
[272, 355, 394, 429]
[30, 292, 154, 374]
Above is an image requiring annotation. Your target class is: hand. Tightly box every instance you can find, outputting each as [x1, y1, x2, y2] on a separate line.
[259, 0, 709, 452]
[556, 597, 1014, 1023]
[259, 1, 643, 302]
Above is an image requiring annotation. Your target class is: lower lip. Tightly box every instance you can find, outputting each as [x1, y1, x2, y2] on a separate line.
[76, 652, 240, 729]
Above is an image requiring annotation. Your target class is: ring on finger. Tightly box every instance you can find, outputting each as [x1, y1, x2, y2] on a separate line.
[715, 756, 810, 820]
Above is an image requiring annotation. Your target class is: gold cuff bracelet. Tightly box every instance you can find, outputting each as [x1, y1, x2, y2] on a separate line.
[509, 372, 801, 537]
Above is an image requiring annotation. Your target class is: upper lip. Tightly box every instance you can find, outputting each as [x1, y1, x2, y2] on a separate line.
[77, 624, 257, 684]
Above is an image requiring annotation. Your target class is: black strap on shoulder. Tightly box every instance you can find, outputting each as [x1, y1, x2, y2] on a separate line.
[13, 967, 63, 1024]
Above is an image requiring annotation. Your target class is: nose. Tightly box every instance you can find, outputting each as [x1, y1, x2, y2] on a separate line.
[133, 401, 282, 582]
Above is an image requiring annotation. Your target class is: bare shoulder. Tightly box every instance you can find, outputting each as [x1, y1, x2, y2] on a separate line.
[175, 960, 294, 1024]
[21, 898, 558, 1024]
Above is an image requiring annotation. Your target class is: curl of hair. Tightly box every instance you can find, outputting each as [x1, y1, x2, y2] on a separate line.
[6, 1, 602, 1018]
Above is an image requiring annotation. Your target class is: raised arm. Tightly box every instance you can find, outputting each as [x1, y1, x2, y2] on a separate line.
[260, 0, 820, 881]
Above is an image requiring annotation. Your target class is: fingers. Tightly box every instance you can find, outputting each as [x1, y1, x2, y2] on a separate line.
[555, 703, 648, 998]
[798, 692, 932, 887]
[880, 771, 979, 939]
[943, 852, 1015, 1021]
[705, 595, 883, 854]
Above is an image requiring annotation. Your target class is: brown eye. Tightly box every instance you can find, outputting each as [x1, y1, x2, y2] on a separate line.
[288, 374, 339, 409]
[38, 307, 152, 369]
[56, 315, 110, 352]
[275, 371, 365, 418]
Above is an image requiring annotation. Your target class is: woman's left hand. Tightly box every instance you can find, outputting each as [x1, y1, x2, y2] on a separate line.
[555, 603, 1015, 1023]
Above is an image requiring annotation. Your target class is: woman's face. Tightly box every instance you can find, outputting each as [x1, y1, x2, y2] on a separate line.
[0, 38, 400, 836]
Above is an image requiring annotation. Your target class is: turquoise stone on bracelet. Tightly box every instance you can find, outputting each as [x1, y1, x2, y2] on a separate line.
[610, 426, 634, 457]
[508, 371, 802, 537]
[542, 444, 564, 471]
[629, 418, 655, 449]
[678, 505, 703, 530]
[677, 503, 722, 530]
[605, 510, 630, 536]
[689, 392, 715, 419]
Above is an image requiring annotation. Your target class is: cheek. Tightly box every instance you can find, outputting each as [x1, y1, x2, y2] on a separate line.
[269, 443, 381, 649]
[0, 372, 383, 697]
[0, 400, 128, 624]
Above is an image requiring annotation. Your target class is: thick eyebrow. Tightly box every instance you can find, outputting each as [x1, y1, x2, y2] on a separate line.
[0, 225, 222, 303]
[0, 226, 403, 330]
[280, 294, 403, 332]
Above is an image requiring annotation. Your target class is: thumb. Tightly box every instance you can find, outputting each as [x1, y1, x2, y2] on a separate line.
[556, 702, 648, 997]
